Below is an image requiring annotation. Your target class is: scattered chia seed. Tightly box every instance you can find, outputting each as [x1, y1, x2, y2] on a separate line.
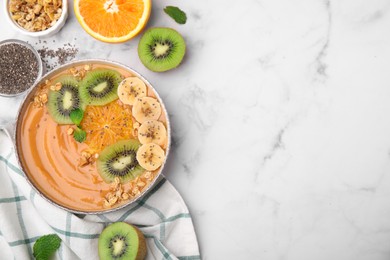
[37, 43, 79, 71]
[0, 43, 39, 95]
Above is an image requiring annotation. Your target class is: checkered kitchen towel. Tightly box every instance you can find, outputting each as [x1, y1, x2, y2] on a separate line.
[0, 130, 200, 260]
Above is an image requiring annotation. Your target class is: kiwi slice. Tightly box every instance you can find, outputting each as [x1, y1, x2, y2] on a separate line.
[47, 75, 85, 124]
[79, 69, 122, 106]
[98, 222, 147, 260]
[97, 140, 145, 183]
[138, 27, 186, 72]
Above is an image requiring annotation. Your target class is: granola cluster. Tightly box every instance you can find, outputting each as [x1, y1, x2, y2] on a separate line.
[68, 64, 92, 80]
[78, 150, 99, 167]
[103, 171, 156, 208]
[49, 81, 62, 91]
[9, 0, 62, 32]
[32, 85, 48, 107]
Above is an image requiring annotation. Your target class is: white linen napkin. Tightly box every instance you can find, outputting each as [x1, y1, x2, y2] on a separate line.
[0, 130, 200, 260]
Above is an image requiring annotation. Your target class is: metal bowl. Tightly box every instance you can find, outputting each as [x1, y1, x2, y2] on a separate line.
[0, 39, 44, 97]
[12, 59, 171, 214]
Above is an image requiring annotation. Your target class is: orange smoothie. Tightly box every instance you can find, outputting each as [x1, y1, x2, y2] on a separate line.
[17, 64, 168, 212]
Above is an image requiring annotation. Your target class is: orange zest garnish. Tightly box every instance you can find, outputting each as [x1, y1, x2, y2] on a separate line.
[81, 101, 133, 152]
[74, 0, 151, 43]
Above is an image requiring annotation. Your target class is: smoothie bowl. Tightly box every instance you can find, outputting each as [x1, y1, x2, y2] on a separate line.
[13, 59, 170, 214]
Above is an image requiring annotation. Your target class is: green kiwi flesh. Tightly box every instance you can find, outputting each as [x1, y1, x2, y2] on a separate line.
[47, 75, 85, 124]
[97, 140, 145, 184]
[98, 222, 147, 260]
[138, 27, 186, 72]
[80, 69, 122, 106]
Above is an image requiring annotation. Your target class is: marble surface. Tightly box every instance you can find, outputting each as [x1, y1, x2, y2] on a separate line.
[2, 0, 390, 259]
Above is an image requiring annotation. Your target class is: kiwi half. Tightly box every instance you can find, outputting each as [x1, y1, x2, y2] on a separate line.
[138, 27, 186, 72]
[80, 69, 122, 106]
[47, 75, 85, 124]
[98, 222, 147, 260]
[97, 140, 145, 184]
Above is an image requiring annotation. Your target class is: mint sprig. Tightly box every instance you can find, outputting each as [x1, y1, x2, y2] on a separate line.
[73, 127, 87, 143]
[164, 6, 187, 24]
[33, 234, 61, 260]
[70, 108, 84, 126]
[70, 108, 86, 143]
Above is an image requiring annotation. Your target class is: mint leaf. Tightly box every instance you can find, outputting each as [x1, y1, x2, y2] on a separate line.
[70, 108, 84, 126]
[33, 234, 61, 260]
[73, 127, 86, 143]
[164, 6, 187, 24]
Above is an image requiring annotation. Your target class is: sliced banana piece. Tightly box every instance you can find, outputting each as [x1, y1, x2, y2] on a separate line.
[132, 97, 162, 123]
[138, 120, 167, 145]
[136, 143, 165, 171]
[117, 77, 147, 105]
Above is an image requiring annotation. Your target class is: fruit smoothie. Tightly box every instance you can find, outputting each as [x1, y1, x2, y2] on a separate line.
[17, 63, 168, 212]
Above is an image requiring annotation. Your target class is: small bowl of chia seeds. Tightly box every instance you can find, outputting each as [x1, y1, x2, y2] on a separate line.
[0, 39, 43, 97]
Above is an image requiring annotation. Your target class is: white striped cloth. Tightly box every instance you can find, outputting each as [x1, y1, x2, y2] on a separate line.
[0, 130, 200, 260]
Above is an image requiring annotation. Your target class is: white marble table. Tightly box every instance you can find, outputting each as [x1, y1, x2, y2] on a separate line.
[2, 0, 390, 259]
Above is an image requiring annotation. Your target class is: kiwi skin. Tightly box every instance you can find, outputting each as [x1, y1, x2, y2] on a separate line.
[98, 222, 147, 260]
[134, 228, 147, 260]
[138, 27, 186, 72]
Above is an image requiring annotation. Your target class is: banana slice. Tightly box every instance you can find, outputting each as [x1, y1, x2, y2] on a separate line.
[132, 97, 162, 123]
[117, 77, 147, 105]
[138, 120, 167, 145]
[136, 143, 165, 171]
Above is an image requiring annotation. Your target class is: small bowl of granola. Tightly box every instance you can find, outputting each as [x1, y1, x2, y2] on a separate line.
[4, 0, 68, 37]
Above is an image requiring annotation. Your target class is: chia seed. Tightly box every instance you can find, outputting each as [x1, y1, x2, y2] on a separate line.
[37, 43, 79, 71]
[0, 43, 39, 95]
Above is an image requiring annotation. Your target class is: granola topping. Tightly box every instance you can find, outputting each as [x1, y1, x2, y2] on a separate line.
[9, 0, 63, 32]
[79, 150, 95, 167]
[102, 171, 156, 208]
[33, 90, 48, 107]
[67, 65, 92, 80]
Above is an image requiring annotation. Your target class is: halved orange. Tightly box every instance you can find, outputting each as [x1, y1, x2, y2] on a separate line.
[74, 0, 151, 43]
[81, 101, 133, 152]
